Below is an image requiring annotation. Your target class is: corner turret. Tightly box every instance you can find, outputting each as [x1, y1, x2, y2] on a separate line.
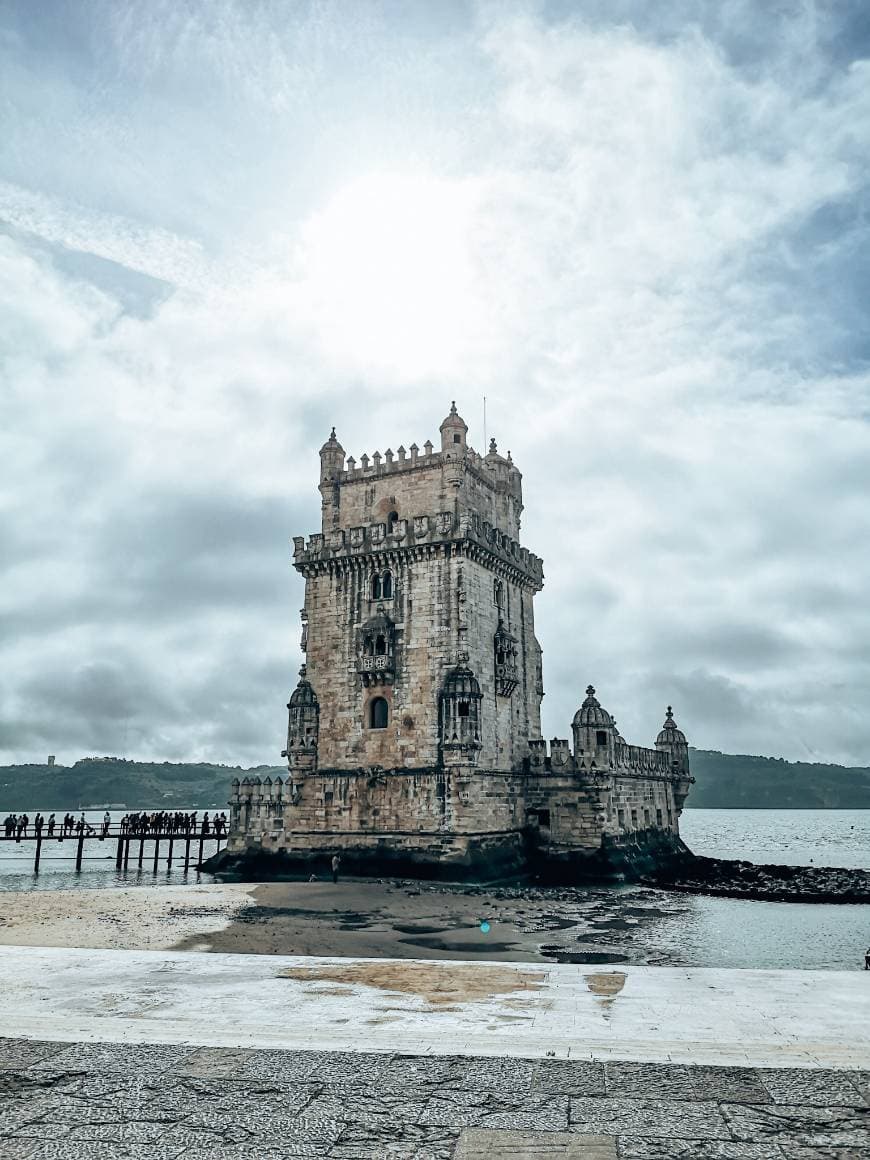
[655, 706, 689, 774]
[439, 401, 468, 454]
[572, 685, 615, 766]
[319, 428, 345, 482]
[283, 664, 319, 773]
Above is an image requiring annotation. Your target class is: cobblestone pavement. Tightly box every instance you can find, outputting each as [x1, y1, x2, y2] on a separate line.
[0, 1038, 867, 1159]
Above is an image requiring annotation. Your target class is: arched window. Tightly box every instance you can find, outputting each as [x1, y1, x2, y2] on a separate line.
[493, 579, 503, 611]
[375, 634, 386, 656]
[382, 571, 393, 598]
[371, 574, 381, 599]
[370, 697, 388, 729]
[387, 510, 399, 532]
[364, 635, 374, 656]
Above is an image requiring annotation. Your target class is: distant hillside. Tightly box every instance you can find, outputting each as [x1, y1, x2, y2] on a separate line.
[0, 757, 285, 811]
[0, 751, 869, 811]
[689, 749, 870, 809]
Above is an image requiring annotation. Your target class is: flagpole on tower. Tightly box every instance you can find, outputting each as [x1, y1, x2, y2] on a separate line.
[483, 395, 487, 450]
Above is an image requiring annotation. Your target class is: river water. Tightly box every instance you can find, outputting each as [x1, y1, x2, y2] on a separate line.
[0, 808, 867, 970]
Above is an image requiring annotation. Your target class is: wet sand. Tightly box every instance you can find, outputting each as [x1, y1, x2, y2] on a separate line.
[0, 878, 688, 964]
[190, 879, 693, 963]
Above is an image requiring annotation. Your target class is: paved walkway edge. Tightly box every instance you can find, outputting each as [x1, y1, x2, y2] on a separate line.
[0, 945, 867, 1069]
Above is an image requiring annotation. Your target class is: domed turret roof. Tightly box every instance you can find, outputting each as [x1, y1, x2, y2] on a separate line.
[439, 401, 468, 434]
[319, 427, 345, 456]
[288, 665, 318, 708]
[572, 685, 614, 729]
[443, 665, 481, 697]
[656, 706, 686, 745]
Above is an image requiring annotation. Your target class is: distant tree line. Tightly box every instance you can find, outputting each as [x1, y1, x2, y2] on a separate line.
[688, 749, 870, 808]
[0, 751, 868, 811]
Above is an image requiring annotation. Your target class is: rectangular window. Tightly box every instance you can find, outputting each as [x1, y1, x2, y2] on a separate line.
[656, 808, 663, 826]
[617, 809, 625, 828]
[458, 701, 470, 718]
[643, 808, 650, 827]
[631, 809, 638, 828]
[596, 730, 607, 746]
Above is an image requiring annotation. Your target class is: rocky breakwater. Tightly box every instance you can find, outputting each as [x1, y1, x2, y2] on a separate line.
[650, 853, 870, 903]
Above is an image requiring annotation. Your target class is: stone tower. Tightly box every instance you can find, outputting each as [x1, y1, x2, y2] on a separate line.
[226, 405, 693, 879]
[291, 403, 544, 778]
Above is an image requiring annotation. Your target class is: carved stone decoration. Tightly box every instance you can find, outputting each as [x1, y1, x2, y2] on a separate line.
[413, 515, 429, 538]
[494, 618, 519, 697]
[358, 607, 397, 687]
[284, 665, 319, 773]
[439, 666, 482, 766]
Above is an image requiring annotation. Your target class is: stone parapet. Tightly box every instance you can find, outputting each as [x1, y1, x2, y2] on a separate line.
[527, 738, 678, 779]
[293, 509, 544, 589]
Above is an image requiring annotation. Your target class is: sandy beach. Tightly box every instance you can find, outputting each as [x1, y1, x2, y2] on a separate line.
[0, 883, 257, 952]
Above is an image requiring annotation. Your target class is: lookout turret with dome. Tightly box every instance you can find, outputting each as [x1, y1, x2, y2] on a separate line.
[227, 403, 692, 880]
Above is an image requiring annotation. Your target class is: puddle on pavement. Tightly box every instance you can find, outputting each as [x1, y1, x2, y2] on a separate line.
[277, 960, 547, 1008]
[585, 970, 626, 1013]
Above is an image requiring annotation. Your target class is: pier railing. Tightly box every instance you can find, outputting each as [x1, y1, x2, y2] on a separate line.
[0, 825, 226, 874]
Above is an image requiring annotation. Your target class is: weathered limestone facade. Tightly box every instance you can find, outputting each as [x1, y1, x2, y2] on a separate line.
[228, 405, 693, 879]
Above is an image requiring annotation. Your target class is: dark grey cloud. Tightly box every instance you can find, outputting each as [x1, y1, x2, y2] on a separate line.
[2, 0, 869, 765]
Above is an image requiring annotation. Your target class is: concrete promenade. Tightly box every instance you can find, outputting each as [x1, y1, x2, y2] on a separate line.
[0, 946, 867, 1157]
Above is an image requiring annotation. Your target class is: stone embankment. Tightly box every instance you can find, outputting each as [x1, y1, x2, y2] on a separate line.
[208, 839, 870, 902]
[648, 854, 870, 904]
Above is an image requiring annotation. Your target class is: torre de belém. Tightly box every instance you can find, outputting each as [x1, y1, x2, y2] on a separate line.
[227, 404, 694, 879]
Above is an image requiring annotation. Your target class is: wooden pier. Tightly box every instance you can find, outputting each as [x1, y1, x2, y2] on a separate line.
[0, 825, 226, 874]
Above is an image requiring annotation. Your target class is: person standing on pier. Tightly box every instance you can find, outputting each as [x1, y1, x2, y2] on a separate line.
[34, 813, 44, 837]
[47, 813, 56, 837]
[102, 811, 111, 838]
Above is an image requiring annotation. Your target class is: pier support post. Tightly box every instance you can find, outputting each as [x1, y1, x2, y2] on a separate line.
[184, 838, 191, 872]
[197, 835, 204, 869]
[138, 839, 144, 868]
[115, 836, 124, 869]
[123, 838, 130, 870]
[34, 834, 42, 873]
[167, 837, 174, 870]
[152, 838, 160, 874]
[75, 831, 84, 872]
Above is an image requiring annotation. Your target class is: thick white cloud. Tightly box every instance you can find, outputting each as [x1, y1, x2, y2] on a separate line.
[1, 1, 869, 766]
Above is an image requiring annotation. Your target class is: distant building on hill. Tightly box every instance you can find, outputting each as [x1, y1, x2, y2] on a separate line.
[227, 405, 693, 878]
[47, 755, 55, 767]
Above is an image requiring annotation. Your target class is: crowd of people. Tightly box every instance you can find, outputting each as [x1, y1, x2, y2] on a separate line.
[2, 810, 228, 840]
[120, 811, 227, 837]
[2, 812, 96, 839]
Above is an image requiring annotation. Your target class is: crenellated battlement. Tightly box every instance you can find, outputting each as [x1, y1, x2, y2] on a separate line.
[527, 736, 676, 779]
[331, 439, 516, 483]
[293, 506, 544, 586]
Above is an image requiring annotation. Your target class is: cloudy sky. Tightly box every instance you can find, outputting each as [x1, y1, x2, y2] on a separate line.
[2, 0, 870, 768]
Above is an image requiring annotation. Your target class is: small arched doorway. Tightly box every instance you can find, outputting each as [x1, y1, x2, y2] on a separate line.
[369, 697, 389, 729]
